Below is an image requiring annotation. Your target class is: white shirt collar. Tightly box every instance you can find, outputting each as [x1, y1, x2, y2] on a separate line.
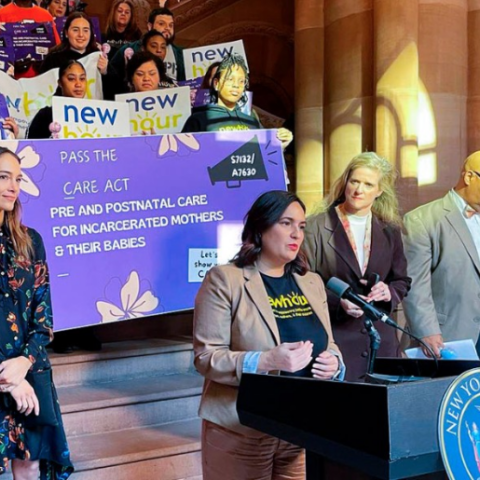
[450, 189, 480, 222]
[450, 188, 468, 212]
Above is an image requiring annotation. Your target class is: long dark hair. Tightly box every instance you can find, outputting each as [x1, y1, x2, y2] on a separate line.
[41, 0, 69, 17]
[233, 190, 309, 275]
[210, 53, 249, 107]
[0, 147, 33, 261]
[49, 12, 98, 54]
[105, 0, 140, 40]
[53, 59, 86, 96]
[200, 61, 220, 89]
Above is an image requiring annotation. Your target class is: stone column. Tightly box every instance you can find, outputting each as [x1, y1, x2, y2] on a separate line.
[294, 0, 324, 213]
[374, 0, 419, 212]
[324, 0, 374, 186]
[418, 0, 467, 204]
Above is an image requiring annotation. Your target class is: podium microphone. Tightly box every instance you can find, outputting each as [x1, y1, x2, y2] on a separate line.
[326, 277, 396, 326]
[326, 276, 438, 363]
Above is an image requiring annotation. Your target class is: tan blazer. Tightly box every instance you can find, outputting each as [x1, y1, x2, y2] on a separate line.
[403, 192, 480, 341]
[193, 263, 341, 437]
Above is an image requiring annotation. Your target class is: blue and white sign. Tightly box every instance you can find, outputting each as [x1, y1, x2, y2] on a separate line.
[183, 40, 247, 80]
[439, 368, 480, 479]
[0, 52, 103, 138]
[115, 86, 191, 135]
[52, 97, 131, 139]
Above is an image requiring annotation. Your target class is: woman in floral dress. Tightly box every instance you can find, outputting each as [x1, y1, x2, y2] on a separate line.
[0, 146, 73, 479]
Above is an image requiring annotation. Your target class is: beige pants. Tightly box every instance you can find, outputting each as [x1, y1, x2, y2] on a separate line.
[202, 420, 305, 480]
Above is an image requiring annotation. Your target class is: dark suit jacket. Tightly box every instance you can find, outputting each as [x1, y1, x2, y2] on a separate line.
[193, 263, 341, 436]
[304, 208, 411, 381]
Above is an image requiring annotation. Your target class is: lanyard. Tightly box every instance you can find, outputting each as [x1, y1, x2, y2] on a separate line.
[335, 204, 372, 275]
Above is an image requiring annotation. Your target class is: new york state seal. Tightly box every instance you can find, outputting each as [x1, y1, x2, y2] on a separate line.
[439, 368, 480, 479]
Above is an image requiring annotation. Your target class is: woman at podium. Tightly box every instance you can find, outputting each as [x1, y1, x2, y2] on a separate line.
[193, 190, 343, 480]
[303, 152, 411, 382]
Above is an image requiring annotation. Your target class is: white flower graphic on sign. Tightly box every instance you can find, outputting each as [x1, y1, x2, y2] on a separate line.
[158, 133, 200, 156]
[0, 140, 40, 196]
[96, 271, 159, 322]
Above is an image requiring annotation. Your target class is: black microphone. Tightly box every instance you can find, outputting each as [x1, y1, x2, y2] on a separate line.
[326, 276, 439, 365]
[326, 277, 396, 326]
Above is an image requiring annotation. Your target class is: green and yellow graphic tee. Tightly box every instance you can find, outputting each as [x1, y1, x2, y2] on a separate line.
[260, 272, 328, 377]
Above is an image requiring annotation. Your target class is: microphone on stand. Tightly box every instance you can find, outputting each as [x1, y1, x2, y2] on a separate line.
[326, 277, 396, 326]
[326, 277, 438, 365]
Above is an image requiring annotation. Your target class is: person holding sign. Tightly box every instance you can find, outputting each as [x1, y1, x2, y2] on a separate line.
[27, 59, 86, 138]
[40, 12, 121, 98]
[0, 146, 73, 479]
[40, 12, 108, 76]
[126, 51, 175, 92]
[0, 0, 61, 78]
[194, 190, 343, 480]
[0, 117, 19, 139]
[111, 29, 170, 94]
[103, 0, 141, 59]
[182, 53, 293, 151]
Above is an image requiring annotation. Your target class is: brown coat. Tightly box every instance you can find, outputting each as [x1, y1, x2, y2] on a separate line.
[193, 263, 340, 437]
[304, 208, 411, 382]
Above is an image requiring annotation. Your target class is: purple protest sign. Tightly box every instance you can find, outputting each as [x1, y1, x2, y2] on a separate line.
[0, 35, 14, 72]
[177, 78, 253, 113]
[6, 130, 287, 330]
[177, 77, 253, 115]
[54, 17, 66, 37]
[4, 22, 55, 62]
[0, 94, 10, 140]
[177, 77, 203, 108]
[193, 88, 253, 114]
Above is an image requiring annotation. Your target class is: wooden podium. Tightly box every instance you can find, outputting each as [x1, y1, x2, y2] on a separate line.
[237, 359, 480, 479]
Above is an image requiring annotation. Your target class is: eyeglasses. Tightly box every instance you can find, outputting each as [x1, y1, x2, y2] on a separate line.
[471, 170, 480, 179]
[223, 77, 246, 87]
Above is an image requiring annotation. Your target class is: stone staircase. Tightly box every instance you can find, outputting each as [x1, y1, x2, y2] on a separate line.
[50, 337, 203, 480]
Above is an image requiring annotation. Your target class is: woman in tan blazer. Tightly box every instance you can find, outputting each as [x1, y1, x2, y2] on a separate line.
[193, 190, 343, 480]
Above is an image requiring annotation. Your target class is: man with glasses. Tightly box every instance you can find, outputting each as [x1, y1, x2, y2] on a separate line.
[403, 151, 480, 357]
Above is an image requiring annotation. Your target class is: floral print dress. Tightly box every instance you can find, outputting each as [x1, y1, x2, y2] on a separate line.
[0, 226, 73, 479]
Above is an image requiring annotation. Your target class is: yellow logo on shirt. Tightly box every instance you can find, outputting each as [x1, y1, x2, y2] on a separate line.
[218, 125, 251, 131]
[269, 293, 308, 309]
[267, 292, 313, 320]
